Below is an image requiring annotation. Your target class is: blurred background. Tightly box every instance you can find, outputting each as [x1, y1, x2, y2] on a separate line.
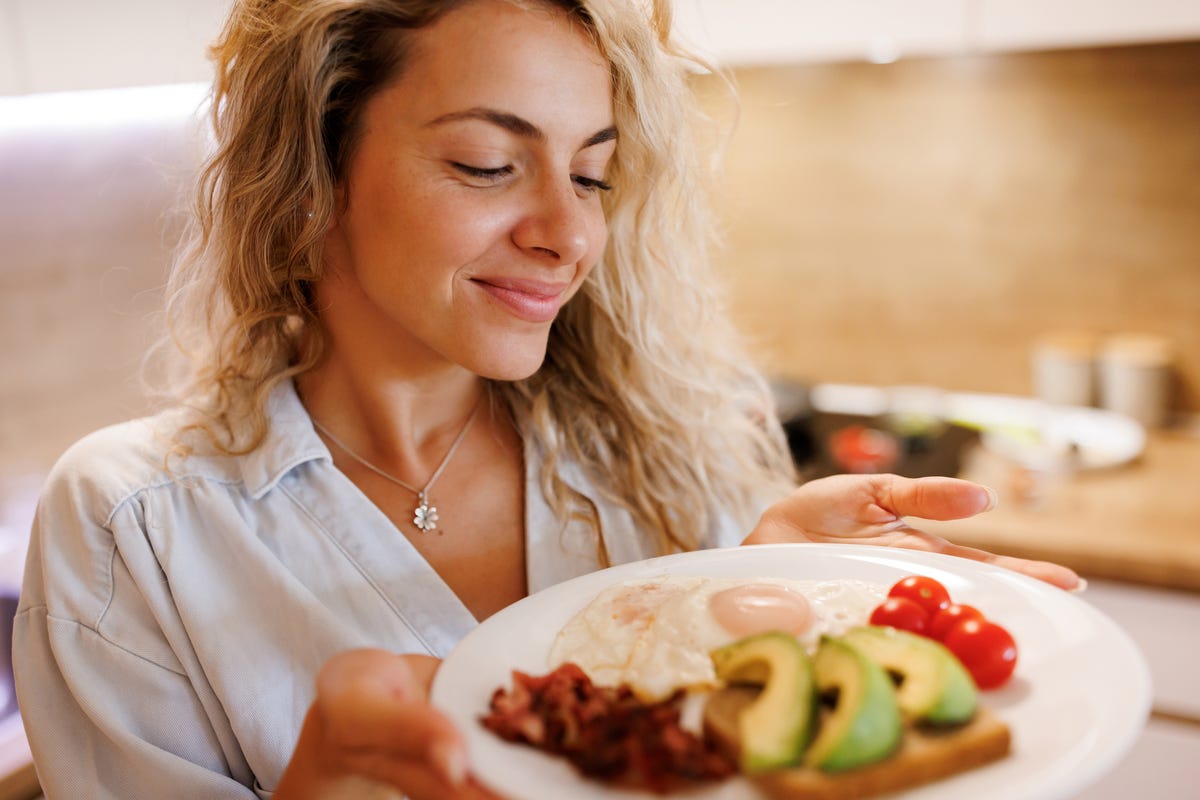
[1, 1, 1198, 798]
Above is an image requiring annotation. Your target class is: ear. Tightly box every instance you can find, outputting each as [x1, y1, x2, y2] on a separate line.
[324, 181, 349, 234]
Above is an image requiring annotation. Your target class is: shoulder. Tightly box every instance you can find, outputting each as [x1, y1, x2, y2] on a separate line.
[44, 417, 166, 523]
[26, 408, 276, 621]
[42, 379, 330, 526]
[43, 408, 248, 526]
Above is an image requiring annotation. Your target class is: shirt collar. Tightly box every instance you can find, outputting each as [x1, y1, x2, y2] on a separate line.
[239, 379, 331, 499]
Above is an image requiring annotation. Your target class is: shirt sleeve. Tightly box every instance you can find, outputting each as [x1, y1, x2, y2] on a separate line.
[13, 446, 262, 800]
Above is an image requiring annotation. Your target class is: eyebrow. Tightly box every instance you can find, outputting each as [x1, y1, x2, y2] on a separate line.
[426, 107, 617, 148]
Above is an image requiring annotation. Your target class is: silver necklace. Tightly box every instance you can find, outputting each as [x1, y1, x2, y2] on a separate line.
[311, 400, 482, 534]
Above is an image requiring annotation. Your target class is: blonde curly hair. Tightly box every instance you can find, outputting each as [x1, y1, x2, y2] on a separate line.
[161, 0, 797, 560]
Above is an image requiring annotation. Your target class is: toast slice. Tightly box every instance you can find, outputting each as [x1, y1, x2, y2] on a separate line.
[704, 687, 1011, 800]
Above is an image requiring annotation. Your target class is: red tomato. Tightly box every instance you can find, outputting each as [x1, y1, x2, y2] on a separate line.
[941, 619, 1018, 689]
[928, 603, 985, 641]
[869, 597, 930, 635]
[888, 576, 951, 617]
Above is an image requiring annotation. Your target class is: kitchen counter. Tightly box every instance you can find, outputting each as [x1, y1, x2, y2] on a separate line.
[922, 426, 1200, 592]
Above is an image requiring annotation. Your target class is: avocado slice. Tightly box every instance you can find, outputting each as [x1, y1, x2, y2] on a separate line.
[710, 631, 817, 773]
[843, 625, 978, 726]
[804, 636, 903, 772]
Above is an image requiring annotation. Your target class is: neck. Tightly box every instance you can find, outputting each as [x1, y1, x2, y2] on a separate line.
[297, 350, 487, 480]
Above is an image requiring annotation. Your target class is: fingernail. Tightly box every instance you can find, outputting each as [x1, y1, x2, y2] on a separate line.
[431, 741, 466, 787]
[981, 486, 999, 512]
[1069, 577, 1089, 594]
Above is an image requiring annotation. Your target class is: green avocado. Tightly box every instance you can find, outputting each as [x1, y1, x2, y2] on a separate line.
[710, 632, 817, 773]
[803, 636, 903, 772]
[842, 625, 978, 726]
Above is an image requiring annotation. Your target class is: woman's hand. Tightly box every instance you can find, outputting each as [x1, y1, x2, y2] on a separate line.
[743, 473, 1082, 591]
[275, 649, 503, 800]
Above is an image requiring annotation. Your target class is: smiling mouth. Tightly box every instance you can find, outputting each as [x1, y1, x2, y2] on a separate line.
[472, 277, 570, 323]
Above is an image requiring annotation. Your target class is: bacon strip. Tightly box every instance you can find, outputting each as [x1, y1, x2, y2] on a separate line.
[480, 663, 736, 794]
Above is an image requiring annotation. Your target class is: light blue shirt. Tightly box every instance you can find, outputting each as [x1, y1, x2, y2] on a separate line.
[13, 381, 747, 798]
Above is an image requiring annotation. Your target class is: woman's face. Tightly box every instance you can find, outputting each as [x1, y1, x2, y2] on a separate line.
[321, 0, 616, 381]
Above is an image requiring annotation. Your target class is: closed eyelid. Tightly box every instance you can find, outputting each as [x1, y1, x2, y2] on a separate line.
[450, 162, 513, 181]
[574, 175, 612, 192]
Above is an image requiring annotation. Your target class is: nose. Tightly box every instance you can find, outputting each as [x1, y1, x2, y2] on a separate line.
[511, 178, 594, 266]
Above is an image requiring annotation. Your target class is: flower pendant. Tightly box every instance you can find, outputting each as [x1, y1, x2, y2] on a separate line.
[413, 493, 440, 533]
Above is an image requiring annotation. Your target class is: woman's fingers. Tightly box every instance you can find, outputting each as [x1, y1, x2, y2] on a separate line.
[279, 650, 502, 799]
[742, 473, 1083, 591]
[403, 653, 442, 695]
[872, 527, 1083, 591]
[744, 474, 998, 544]
[315, 650, 466, 785]
[993, 554, 1082, 590]
[878, 480, 1084, 590]
[932, 538, 1082, 590]
[316, 649, 434, 704]
[331, 757, 501, 800]
[876, 475, 997, 521]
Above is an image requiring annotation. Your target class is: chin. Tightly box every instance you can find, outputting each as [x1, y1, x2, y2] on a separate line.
[463, 331, 551, 382]
[476, 358, 546, 383]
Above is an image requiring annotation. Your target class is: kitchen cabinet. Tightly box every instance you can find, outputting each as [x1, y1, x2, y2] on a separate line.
[1075, 717, 1200, 799]
[1081, 579, 1200, 720]
[674, 0, 971, 65]
[0, 0, 231, 94]
[673, 0, 1200, 66]
[1070, 579, 1200, 798]
[0, 3, 20, 96]
[977, 0, 1200, 52]
[3, 0, 1200, 95]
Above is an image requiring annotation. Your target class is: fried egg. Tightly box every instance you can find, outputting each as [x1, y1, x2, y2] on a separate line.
[548, 575, 886, 701]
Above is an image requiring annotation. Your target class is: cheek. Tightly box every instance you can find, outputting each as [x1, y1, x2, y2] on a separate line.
[575, 207, 610, 279]
[589, 211, 609, 258]
[361, 186, 512, 281]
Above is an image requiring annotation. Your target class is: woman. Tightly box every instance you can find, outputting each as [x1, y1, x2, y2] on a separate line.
[14, 1, 1078, 798]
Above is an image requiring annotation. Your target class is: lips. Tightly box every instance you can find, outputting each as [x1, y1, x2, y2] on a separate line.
[472, 276, 571, 323]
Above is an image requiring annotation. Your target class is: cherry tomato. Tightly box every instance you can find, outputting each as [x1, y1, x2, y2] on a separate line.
[888, 576, 951, 617]
[869, 596, 930, 635]
[928, 603, 985, 641]
[941, 618, 1018, 689]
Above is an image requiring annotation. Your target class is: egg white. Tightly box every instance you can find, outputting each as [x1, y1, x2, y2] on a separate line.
[548, 575, 886, 701]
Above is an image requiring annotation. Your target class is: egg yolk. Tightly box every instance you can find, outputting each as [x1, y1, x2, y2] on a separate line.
[708, 583, 813, 638]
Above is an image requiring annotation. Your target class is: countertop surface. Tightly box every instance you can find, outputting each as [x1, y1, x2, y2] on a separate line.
[923, 426, 1200, 592]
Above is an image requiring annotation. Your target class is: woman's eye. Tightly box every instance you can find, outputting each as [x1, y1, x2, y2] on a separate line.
[451, 162, 610, 193]
[451, 163, 513, 182]
[573, 175, 613, 193]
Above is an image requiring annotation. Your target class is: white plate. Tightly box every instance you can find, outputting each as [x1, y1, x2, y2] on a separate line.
[432, 544, 1150, 800]
[945, 392, 1146, 471]
[810, 384, 1146, 471]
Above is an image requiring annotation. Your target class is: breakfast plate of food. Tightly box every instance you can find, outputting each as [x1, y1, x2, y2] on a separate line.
[431, 543, 1149, 799]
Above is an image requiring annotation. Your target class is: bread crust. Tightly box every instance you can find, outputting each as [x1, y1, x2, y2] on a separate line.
[704, 687, 1011, 799]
